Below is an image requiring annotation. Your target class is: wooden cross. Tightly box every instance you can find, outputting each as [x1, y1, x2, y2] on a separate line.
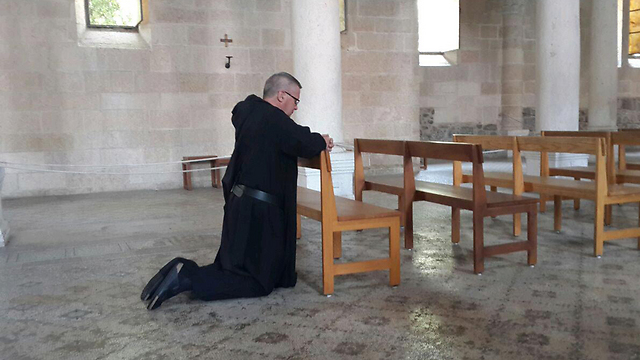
[220, 34, 233, 47]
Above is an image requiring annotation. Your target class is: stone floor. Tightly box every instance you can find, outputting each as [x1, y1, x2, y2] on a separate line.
[1, 162, 640, 360]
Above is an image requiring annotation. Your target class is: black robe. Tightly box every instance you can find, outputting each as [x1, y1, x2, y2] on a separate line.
[211, 95, 326, 295]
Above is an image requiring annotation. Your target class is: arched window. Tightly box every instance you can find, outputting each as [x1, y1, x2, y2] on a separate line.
[85, 0, 142, 30]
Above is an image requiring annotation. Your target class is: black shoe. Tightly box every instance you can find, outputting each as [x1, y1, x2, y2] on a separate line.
[147, 264, 184, 310]
[141, 257, 187, 301]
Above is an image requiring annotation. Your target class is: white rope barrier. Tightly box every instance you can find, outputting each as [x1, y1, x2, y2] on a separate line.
[0, 165, 228, 176]
[0, 155, 231, 168]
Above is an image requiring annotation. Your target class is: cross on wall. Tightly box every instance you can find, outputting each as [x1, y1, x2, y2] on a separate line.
[220, 34, 233, 47]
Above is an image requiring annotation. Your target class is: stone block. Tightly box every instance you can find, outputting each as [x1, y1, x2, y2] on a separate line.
[481, 82, 499, 95]
[249, 49, 276, 72]
[101, 110, 147, 131]
[358, 1, 398, 17]
[480, 25, 499, 39]
[41, 111, 84, 134]
[3, 112, 42, 134]
[151, 24, 189, 45]
[349, 16, 376, 32]
[96, 49, 150, 72]
[502, 81, 523, 95]
[356, 33, 404, 51]
[101, 93, 160, 111]
[262, 29, 285, 47]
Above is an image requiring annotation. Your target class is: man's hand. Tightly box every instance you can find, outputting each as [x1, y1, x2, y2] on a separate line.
[322, 134, 334, 152]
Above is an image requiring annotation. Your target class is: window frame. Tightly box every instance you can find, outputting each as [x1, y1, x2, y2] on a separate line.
[84, 0, 143, 31]
[417, 0, 460, 67]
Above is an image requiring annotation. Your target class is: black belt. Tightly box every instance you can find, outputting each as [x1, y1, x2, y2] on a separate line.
[232, 184, 282, 209]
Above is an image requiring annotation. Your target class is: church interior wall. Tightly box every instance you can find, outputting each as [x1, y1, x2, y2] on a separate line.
[0, 0, 296, 198]
[1, 0, 640, 198]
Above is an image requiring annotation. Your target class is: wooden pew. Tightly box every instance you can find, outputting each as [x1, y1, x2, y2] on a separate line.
[541, 131, 613, 222]
[516, 136, 640, 257]
[296, 151, 401, 295]
[618, 129, 640, 171]
[405, 141, 538, 274]
[453, 135, 524, 236]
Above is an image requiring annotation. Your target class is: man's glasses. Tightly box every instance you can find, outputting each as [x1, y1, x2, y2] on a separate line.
[283, 91, 300, 105]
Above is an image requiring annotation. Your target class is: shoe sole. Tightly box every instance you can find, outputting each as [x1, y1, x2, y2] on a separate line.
[147, 265, 181, 311]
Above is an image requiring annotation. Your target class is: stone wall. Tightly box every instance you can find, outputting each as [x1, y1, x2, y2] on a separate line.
[419, 108, 498, 141]
[340, 0, 420, 143]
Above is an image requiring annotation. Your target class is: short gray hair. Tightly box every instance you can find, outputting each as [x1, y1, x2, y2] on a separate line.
[263, 72, 302, 99]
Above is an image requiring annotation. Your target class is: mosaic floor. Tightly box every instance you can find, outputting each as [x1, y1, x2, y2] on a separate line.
[1, 161, 640, 360]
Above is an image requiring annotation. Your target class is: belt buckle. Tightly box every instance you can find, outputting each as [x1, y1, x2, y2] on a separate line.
[234, 185, 244, 197]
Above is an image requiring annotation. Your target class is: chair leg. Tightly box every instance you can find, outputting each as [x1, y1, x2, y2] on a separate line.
[333, 232, 342, 259]
[490, 187, 497, 218]
[513, 213, 521, 237]
[637, 203, 640, 250]
[573, 178, 580, 210]
[404, 198, 414, 250]
[554, 195, 562, 232]
[389, 218, 401, 286]
[594, 202, 605, 257]
[540, 195, 547, 213]
[527, 208, 537, 266]
[472, 212, 484, 274]
[398, 195, 405, 228]
[321, 225, 334, 295]
[605, 205, 612, 226]
[296, 214, 302, 239]
[452, 208, 460, 244]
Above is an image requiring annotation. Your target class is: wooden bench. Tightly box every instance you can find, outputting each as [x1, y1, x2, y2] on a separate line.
[618, 130, 640, 172]
[296, 151, 401, 295]
[354, 138, 538, 274]
[453, 135, 524, 236]
[407, 140, 538, 274]
[541, 131, 614, 222]
[182, 156, 230, 190]
[515, 136, 640, 256]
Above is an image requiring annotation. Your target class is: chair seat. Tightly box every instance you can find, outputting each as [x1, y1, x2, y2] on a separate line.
[297, 187, 400, 222]
[365, 174, 405, 195]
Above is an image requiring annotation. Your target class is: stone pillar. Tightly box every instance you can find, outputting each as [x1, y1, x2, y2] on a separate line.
[0, 168, 10, 246]
[526, 0, 585, 175]
[292, 1, 354, 197]
[588, 0, 619, 131]
[291, 0, 343, 142]
[501, 0, 525, 131]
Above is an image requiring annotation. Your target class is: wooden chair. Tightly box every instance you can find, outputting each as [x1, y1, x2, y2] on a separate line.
[296, 151, 401, 295]
[182, 156, 229, 190]
[516, 136, 640, 257]
[453, 135, 524, 237]
[405, 141, 538, 274]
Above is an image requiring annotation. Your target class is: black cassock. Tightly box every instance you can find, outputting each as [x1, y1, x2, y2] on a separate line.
[185, 95, 326, 301]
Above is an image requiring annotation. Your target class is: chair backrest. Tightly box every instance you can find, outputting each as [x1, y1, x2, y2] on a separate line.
[353, 139, 407, 200]
[612, 131, 640, 170]
[405, 140, 487, 207]
[517, 136, 602, 155]
[542, 130, 614, 176]
[298, 151, 336, 223]
[354, 139, 405, 156]
[517, 136, 610, 192]
[405, 140, 483, 163]
[453, 135, 522, 195]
